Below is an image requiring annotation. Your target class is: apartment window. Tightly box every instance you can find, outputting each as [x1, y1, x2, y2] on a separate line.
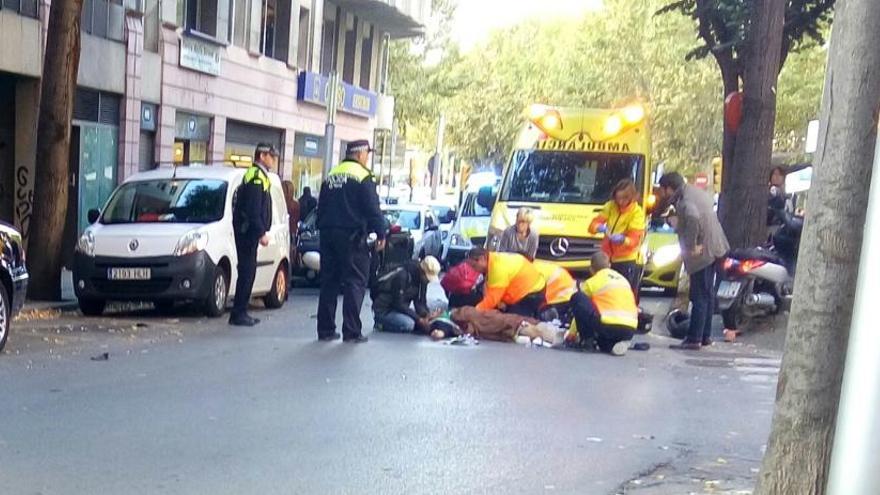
[179, 0, 218, 37]
[341, 18, 357, 84]
[1, 0, 39, 18]
[359, 25, 374, 90]
[320, 18, 336, 75]
[260, 0, 290, 61]
[230, 0, 250, 47]
[81, 0, 125, 41]
[296, 6, 311, 69]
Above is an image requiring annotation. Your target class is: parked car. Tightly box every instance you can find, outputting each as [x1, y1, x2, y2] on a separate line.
[0, 222, 28, 352]
[72, 166, 290, 317]
[442, 174, 499, 267]
[428, 202, 457, 241]
[381, 204, 444, 260]
[641, 208, 682, 296]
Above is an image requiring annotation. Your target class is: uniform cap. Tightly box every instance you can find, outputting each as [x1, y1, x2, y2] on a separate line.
[255, 142, 279, 157]
[420, 256, 441, 283]
[345, 140, 373, 155]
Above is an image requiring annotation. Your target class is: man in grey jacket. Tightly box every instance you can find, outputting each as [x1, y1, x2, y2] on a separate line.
[657, 172, 730, 350]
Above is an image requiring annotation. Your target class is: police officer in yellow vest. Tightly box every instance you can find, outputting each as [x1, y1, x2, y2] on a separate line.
[316, 140, 386, 343]
[230, 143, 277, 326]
[571, 251, 639, 356]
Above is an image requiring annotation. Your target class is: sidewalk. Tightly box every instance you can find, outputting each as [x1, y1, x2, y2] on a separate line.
[21, 269, 78, 313]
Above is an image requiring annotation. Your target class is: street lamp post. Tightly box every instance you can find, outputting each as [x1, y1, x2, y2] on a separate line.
[322, 71, 341, 177]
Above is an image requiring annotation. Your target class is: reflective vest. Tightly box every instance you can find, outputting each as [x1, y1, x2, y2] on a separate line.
[589, 200, 646, 263]
[534, 261, 577, 306]
[327, 160, 370, 185]
[477, 252, 546, 311]
[581, 268, 638, 329]
[244, 164, 270, 192]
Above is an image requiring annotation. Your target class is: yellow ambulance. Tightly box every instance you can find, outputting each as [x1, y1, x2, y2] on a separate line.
[478, 104, 653, 274]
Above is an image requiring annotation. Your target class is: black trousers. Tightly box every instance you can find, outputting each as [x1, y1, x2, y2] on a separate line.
[611, 261, 641, 303]
[506, 290, 545, 318]
[317, 228, 371, 339]
[232, 236, 259, 317]
[571, 291, 634, 352]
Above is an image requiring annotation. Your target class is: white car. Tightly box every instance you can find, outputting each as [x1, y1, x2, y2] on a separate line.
[72, 166, 290, 317]
[381, 204, 444, 260]
[442, 174, 499, 267]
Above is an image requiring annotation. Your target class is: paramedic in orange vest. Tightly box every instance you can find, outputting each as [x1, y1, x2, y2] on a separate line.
[571, 251, 639, 356]
[466, 247, 546, 318]
[533, 260, 578, 322]
[589, 178, 647, 296]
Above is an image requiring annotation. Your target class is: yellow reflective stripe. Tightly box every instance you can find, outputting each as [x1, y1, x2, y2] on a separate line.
[244, 166, 270, 191]
[329, 161, 370, 182]
[590, 279, 631, 297]
[600, 309, 638, 328]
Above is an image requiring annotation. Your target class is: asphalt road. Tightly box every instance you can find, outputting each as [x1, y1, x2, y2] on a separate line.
[0, 291, 780, 495]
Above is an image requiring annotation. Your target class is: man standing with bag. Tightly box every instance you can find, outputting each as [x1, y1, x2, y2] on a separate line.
[656, 172, 730, 350]
[316, 140, 386, 343]
[230, 143, 277, 327]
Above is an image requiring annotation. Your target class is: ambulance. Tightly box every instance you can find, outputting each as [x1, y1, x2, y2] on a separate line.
[478, 104, 653, 274]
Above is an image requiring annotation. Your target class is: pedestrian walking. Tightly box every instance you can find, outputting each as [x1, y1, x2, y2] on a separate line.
[316, 140, 386, 343]
[230, 143, 277, 327]
[299, 186, 318, 220]
[656, 172, 730, 350]
[588, 178, 647, 297]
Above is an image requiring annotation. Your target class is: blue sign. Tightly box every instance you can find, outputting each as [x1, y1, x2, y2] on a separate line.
[297, 71, 378, 119]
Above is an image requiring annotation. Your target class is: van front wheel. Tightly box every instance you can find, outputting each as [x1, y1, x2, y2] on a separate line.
[264, 264, 288, 309]
[204, 267, 229, 318]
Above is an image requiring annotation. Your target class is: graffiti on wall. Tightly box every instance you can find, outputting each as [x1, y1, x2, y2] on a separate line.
[15, 164, 33, 244]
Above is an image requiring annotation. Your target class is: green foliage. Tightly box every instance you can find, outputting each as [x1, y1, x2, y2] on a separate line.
[389, 0, 825, 175]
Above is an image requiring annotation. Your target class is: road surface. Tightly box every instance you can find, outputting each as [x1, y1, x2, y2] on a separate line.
[0, 291, 779, 494]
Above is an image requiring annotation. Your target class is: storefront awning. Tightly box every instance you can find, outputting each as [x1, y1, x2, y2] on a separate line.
[331, 0, 426, 39]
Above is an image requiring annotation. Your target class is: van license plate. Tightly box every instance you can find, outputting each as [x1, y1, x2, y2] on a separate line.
[717, 281, 741, 299]
[108, 268, 151, 280]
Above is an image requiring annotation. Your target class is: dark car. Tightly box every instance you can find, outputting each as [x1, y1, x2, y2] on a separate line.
[1, 222, 29, 352]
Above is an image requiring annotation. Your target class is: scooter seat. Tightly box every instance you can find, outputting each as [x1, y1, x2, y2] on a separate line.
[726, 248, 784, 265]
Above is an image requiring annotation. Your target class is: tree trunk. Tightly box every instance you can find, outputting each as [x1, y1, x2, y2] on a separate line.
[27, 0, 83, 300]
[755, 0, 880, 492]
[718, 0, 786, 250]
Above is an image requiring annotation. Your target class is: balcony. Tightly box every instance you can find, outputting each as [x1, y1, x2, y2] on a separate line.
[331, 0, 427, 38]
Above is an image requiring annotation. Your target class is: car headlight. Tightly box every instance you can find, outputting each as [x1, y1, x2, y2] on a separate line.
[76, 230, 96, 257]
[173, 230, 209, 257]
[450, 233, 472, 248]
[651, 244, 681, 267]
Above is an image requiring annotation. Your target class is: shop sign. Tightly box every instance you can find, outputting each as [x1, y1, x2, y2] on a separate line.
[297, 71, 378, 118]
[180, 36, 221, 76]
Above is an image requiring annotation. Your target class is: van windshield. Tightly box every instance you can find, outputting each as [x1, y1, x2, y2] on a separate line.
[102, 179, 228, 224]
[501, 150, 644, 204]
[462, 192, 492, 217]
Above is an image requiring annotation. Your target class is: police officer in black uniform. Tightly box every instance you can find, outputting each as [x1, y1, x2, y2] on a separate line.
[316, 140, 386, 343]
[230, 143, 277, 326]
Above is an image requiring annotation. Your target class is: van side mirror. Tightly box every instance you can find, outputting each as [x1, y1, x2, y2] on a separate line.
[445, 210, 457, 223]
[477, 186, 496, 211]
[88, 209, 101, 224]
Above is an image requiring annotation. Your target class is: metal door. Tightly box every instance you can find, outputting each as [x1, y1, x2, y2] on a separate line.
[77, 124, 118, 234]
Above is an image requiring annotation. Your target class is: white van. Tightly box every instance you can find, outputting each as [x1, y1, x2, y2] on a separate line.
[441, 173, 499, 267]
[72, 166, 290, 317]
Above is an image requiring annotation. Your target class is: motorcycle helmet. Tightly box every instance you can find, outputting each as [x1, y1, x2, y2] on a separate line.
[665, 309, 690, 340]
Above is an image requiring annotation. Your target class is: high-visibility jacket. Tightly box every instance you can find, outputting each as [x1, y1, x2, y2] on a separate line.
[476, 252, 546, 311]
[534, 261, 577, 306]
[317, 160, 385, 238]
[233, 163, 272, 239]
[589, 200, 646, 263]
[581, 268, 638, 329]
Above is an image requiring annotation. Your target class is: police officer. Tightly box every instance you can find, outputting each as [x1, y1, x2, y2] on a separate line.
[230, 143, 277, 327]
[317, 140, 386, 343]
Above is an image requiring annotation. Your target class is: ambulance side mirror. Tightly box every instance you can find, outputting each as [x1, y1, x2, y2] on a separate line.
[477, 186, 496, 211]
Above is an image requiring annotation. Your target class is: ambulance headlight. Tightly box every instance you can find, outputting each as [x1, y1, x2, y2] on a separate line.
[651, 244, 681, 267]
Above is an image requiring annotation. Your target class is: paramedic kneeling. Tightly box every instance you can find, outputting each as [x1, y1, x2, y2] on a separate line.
[571, 252, 639, 356]
[466, 248, 546, 318]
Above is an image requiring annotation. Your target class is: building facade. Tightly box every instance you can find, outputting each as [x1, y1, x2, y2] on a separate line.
[0, 0, 426, 245]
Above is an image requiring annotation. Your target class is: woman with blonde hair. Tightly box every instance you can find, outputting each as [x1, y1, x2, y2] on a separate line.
[499, 207, 539, 260]
[588, 179, 647, 294]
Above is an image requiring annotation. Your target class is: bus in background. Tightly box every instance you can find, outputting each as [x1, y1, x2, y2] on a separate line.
[478, 104, 653, 274]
